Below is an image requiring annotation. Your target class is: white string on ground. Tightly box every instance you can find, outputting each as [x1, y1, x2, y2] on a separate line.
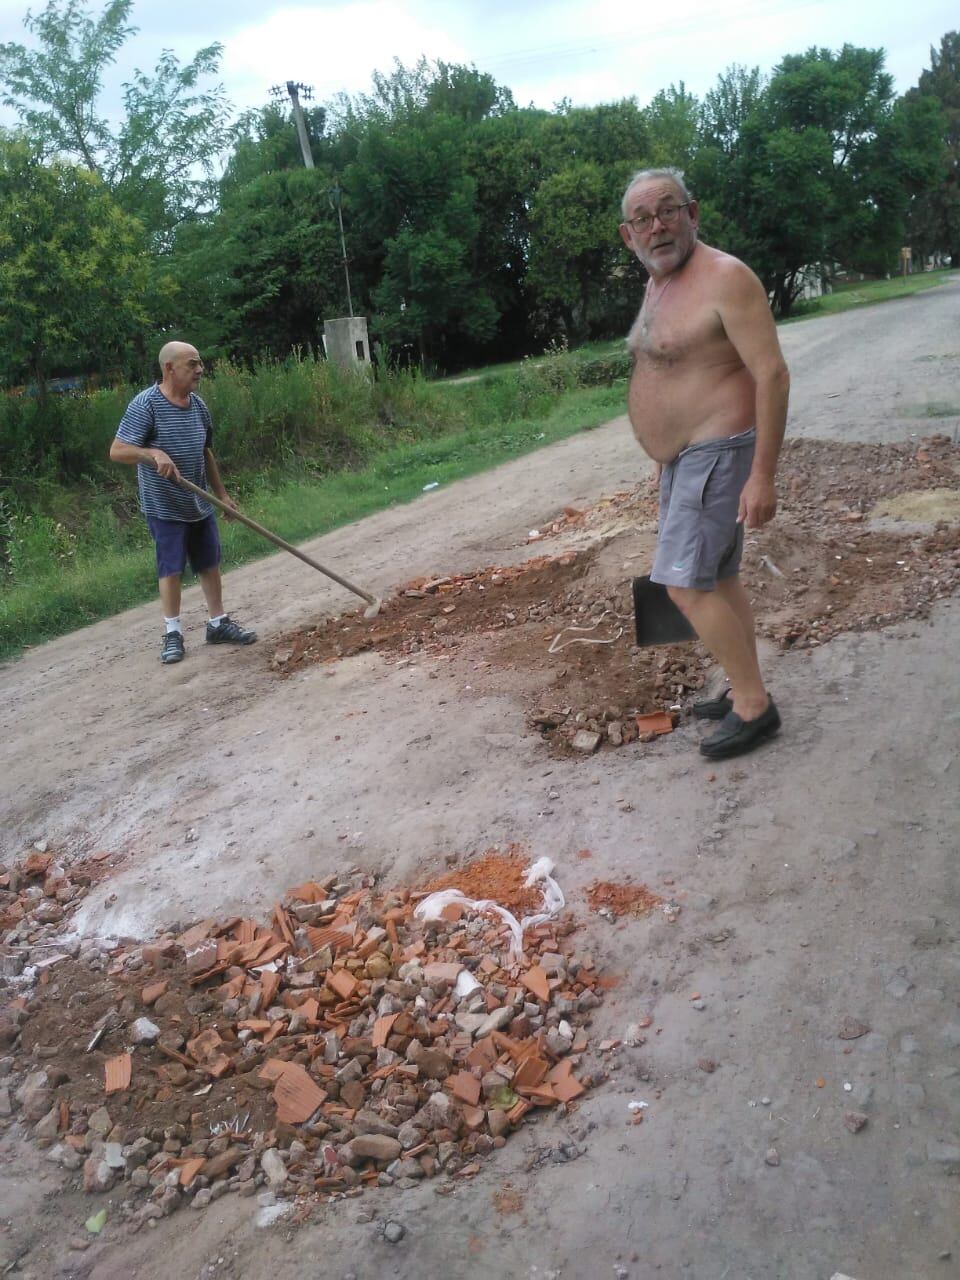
[547, 610, 624, 653]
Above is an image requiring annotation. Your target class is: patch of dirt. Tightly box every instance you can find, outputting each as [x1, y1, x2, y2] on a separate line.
[492, 1183, 526, 1215]
[585, 881, 664, 919]
[870, 487, 960, 522]
[272, 436, 960, 755]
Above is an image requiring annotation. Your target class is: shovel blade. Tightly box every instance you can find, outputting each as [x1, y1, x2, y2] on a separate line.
[632, 575, 697, 647]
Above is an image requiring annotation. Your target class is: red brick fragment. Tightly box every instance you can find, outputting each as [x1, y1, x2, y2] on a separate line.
[179, 1157, 205, 1187]
[520, 966, 550, 1003]
[273, 1062, 328, 1124]
[461, 1105, 486, 1131]
[104, 1053, 131, 1094]
[513, 1056, 549, 1089]
[451, 1071, 482, 1106]
[372, 1014, 399, 1048]
[326, 968, 358, 1000]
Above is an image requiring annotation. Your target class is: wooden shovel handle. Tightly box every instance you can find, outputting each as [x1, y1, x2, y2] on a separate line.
[175, 474, 378, 608]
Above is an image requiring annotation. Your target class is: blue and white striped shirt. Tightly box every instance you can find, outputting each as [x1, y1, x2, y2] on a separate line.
[115, 385, 215, 522]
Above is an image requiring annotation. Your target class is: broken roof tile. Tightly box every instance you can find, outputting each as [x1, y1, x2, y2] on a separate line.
[273, 1062, 328, 1125]
[520, 966, 550, 1003]
[104, 1053, 131, 1094]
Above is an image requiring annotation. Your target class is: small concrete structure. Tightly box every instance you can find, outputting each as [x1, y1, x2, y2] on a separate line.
[323, 316, 370, 369]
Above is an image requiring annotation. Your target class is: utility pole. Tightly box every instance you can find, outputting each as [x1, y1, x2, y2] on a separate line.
[268, 81, 367, 362]
[271, 81, 315, 169]
[329, 183, 354, 318]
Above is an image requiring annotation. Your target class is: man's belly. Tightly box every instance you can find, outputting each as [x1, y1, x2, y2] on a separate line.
[628, 363, 756, 463]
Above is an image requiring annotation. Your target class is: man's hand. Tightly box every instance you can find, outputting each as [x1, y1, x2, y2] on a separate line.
[737, 473, 777, 528]
[216, 492, 238, 521]
[149, 449, 180, 482]
[651, 460, 662, 488]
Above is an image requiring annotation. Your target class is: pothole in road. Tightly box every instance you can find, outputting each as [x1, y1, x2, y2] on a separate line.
[272, 436, 960, 754]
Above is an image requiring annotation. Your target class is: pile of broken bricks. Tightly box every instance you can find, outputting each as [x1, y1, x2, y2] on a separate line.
[1, 864, 608, 1228]
[0, 845, 104, 966]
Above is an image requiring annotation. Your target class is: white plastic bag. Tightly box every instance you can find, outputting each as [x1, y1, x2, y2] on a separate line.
[414, 856, 565, 963]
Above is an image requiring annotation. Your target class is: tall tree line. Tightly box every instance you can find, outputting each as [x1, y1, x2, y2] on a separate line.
[0, 1, 957, 386]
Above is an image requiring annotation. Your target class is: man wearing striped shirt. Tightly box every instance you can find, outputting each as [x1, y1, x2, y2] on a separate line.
[110, 342, 256, 664]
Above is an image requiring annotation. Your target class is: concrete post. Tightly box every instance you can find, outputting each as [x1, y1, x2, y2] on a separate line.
[323, 317, 371, 370]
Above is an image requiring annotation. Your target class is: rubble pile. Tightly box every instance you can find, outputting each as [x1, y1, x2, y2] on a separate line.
[532, 650, 702, 754]
[1, 852, 607, 1228]
[0, 845, 115, 977]
[524, 491, 644, 544]
[755, 434, 960, 650]
[269, 437, 960, 756]
[418, 846, 549, 917]
[271, 553, 585, 672]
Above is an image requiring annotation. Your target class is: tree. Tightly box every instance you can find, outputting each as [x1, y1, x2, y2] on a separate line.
[738, 121, 836, 313]
[537, 99, 648, 176]
[0, 0, 231, 242]
[700, 46, 936, 314]
[904, 31, 960, 265]
[644, 83, 700, 171]
[465, 106, 552, 359]
[335, 67, 511, 367]
[0, 137, 150, 397]
[218, 168, 344, 359]
[221, 102, 328, 198]
[527, 162, 621, 343]
[330, 57, 511, 131]
[351, 117, 498, 366]
[699, 65, 765, 161]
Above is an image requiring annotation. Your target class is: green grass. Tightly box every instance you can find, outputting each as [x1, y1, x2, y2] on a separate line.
[784, 268, 958, 323]
[0, 382, 625, 662]
[437, 336, 627, 385]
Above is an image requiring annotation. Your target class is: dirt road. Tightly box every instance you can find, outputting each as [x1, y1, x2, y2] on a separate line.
[1, 279, 959, 1279]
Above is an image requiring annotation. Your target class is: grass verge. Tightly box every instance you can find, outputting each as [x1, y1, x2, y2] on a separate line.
[785, 269, 957, 322]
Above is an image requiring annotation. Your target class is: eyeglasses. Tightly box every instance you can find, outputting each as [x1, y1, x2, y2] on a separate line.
[624, 202, 692, 234]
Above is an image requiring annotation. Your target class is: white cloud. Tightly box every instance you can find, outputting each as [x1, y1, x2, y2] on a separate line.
[0, 0, 955, 132]
[222, 1, 468, 112]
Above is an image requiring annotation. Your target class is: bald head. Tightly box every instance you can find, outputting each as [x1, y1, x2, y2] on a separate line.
[158, 341, 204, 399]
[158, 341, 200, 373]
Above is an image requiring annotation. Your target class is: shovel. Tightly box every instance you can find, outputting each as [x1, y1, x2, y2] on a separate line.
[632, 575, 696, 647]
[175, 475, 383, 619]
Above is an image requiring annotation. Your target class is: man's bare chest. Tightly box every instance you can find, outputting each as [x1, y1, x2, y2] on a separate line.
[630, 300, 731, 371]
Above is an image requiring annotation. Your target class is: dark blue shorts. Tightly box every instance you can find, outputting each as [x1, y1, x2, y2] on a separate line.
[146, 514, 221, 580]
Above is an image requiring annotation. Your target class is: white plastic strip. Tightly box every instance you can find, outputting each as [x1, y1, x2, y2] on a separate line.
[414, 856, 565, 963]
[548, 610, 623, 653]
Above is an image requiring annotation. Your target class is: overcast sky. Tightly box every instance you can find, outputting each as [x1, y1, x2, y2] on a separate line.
[0, 0, 956, 124]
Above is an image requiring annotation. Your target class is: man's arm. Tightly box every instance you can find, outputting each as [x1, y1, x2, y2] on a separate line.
[204, 448, 237, 518]
[716, 261, 790, 527]
[109, 437, 180, 481]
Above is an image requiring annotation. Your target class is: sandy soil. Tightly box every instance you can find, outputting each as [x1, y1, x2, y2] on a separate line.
[1, 278, 959, 1279]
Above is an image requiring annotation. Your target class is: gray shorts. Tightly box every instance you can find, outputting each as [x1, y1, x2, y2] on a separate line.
[651, 429, 756, 591]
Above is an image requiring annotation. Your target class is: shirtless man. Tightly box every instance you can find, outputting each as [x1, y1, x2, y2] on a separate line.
[620, 168, 790, 759]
